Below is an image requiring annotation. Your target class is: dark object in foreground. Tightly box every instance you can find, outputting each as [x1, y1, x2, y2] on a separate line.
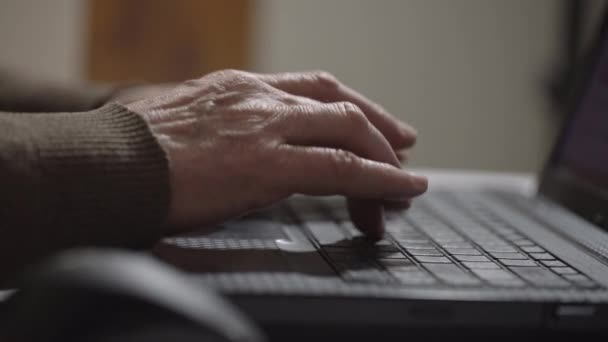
[0, 249, 264, 342]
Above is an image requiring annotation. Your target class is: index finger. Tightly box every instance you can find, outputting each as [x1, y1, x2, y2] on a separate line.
[275, 145, 428, 237]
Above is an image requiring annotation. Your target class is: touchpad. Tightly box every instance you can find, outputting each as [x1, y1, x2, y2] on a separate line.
[203, 218, 290, 241]
[153, 207, 294, 273]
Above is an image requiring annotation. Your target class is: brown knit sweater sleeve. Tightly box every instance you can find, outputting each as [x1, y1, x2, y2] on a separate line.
[0, 104, 170, 282]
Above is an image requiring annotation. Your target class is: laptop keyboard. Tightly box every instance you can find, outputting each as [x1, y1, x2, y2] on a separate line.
[294, 194, 600, 289]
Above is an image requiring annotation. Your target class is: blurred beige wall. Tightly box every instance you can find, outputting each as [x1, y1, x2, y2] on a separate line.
[252, 0, 565, 172]
[0, 0, 85, 82]
[1, 0, 601, 172]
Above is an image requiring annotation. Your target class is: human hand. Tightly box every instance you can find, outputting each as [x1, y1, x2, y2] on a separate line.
[124, 70, 427, 238]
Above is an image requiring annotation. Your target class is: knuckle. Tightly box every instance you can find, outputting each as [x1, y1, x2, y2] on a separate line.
[210, 69, 265, 91]
[268, 105, 293, 128]
[183, 78, 201, 88]
[212, 69, 252, 84]
[218, 69, 243, 78]
[329, 149, 360, 179]
[311, 70, 340, 89]
[337, 102, 369, 130]
[278, 94, 301, 106]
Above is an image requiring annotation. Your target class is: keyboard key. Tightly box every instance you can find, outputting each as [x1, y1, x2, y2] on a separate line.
[373, 239, 394, 247]
[482, 246, 518, 253]
[503, 233, 525, 241]
[530, 253, 555, 261]
[433, 237, 466, 243]
[493, 227, 517, 235]
[389, 225, 420, 232]
[352, 239, 400, 253]
[434, 239, 464, 245]
[440, 242, 473, 249]
[512, 239, 535, 247]
[390, 234, 421, 242]
[289, 200, 326, 220]
[326, 253, 365, 262]
[541, 260, 566, 267]
[395, 238, 431, 245]
[333, 260, 376, 271]
[380, 259, 415, 268]
[407, 249, 443, 256]
[365, 245, 401, 253]
[414, 256, 452, 264]
[341, 222, 364, 238]
[385, 223, 408, 232]
[500, 259, 537, 267]
[424, 264, 481, 285]
[388, 265, 420, 273]
[454, 255, 490, 262]
[323, 246, 351, 253]
[323, 203, 349, 221]
[397, 242, 435, 249]
[462, 261, 500, 269]
[376, 251, 407, 259]
[475, 237, 503, 244]
[521, 246, 545, 253]
[510, 267, 570, 288]
[564, 274, 591, 282]
[390, 231, 424, 239]
[470, 269, 525, 287]
[308, 221, 347, 245]
[551, 267, 578, 275]
[444, 248, 482, 255]
[490, 252, 528, 260]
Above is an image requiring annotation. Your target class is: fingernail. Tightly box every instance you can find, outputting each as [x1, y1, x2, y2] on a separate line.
[411, 173, 428, 192]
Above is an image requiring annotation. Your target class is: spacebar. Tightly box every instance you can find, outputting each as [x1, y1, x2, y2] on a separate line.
[306, 221, 348, 245]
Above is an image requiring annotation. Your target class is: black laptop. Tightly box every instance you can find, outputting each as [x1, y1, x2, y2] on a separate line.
[155, 12, 608, 338]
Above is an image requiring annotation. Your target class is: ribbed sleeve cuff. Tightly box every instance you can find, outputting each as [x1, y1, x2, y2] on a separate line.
[17, 104, 170, 249]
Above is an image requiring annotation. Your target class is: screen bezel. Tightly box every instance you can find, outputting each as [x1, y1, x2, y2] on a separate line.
[539, 9, 608, 229]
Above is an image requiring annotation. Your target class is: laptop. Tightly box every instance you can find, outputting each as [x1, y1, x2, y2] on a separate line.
[154, 12, 608, 338]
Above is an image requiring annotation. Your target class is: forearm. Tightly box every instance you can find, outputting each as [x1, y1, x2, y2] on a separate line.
[0, 71, 116, 113]
[0, 104, 170, 284]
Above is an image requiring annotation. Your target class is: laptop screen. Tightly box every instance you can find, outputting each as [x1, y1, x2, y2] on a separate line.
[541, 15, 608, 228]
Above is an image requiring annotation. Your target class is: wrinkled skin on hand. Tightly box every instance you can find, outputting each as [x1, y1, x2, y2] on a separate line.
[125, 70, 427, 239]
